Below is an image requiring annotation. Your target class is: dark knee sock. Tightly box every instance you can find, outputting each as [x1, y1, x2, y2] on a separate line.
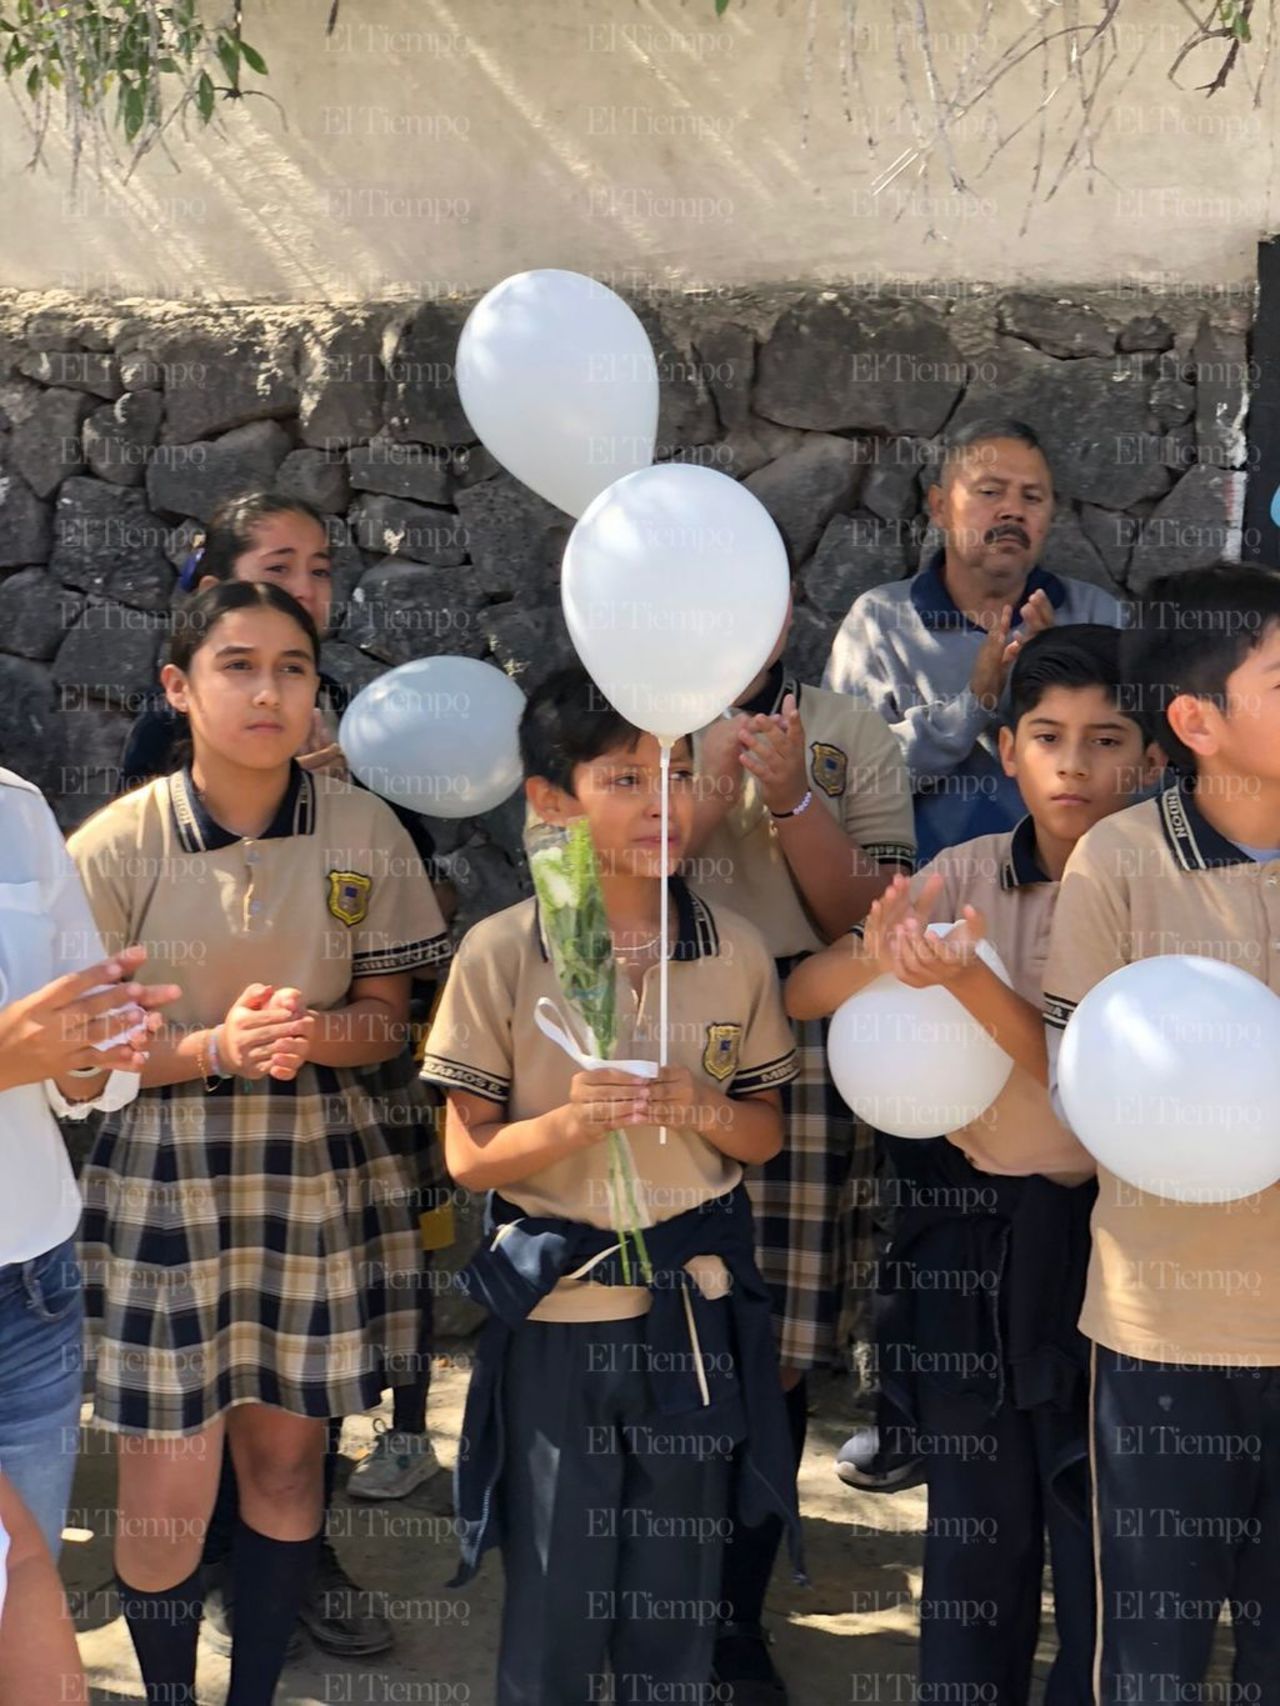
[226, 1520, 320, 1706]
[390, 1377, 429, 1434]
[391, 1274, 434, 1433]
[720, 1377, 809, 1629]
[785, 1375, 809, 1461]
[203, 1440, 239, 1568]
[117, 1566, 203, 1706]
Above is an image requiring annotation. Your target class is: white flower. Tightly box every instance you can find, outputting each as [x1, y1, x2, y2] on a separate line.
[529, 851, 575, 912]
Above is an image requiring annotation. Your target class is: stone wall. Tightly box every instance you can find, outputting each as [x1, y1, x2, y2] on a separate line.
[0, 283, 1253, 927]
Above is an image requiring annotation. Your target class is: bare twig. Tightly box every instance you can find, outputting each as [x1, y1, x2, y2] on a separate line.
[800, 0, 817, 150]
[914, 0, 967, 191]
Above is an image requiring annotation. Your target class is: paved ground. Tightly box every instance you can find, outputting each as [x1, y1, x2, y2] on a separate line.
[64, 1356, 1071, 1704]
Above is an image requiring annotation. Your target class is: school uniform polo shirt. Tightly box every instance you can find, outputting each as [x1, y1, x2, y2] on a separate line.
[692, 665, 916, 959]
[1043, 778, 1280, 1366]
[68, 765, 451, 1034]
[421, 879, 798, 1323]
[915, 818, 1092, 1181]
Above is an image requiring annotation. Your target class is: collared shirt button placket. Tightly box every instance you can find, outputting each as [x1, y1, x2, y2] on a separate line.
[242, 841, 262, 930]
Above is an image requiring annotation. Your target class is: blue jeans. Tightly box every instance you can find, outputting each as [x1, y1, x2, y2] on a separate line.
[0, 1236, 84, 1558]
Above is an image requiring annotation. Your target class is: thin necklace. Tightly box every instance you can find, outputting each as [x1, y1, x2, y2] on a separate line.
[613, 928, 663, 954]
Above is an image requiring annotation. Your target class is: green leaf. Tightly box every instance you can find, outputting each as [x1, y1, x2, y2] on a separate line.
[239, 38, 266, 75]
[215, 34, 239, 86]
[122, 78, 144, 139]
[24, 58, 38, 94]
[196, 67, 214, 121]
[715, 0, 731, 13]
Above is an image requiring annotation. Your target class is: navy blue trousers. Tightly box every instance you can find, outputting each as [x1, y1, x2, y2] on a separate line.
[916, 1378, 1095, 1705]
[496, 1312, 734, 1706]
[1092, 1346, 1280, 1705]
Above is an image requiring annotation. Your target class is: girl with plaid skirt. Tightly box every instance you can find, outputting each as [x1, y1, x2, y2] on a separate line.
[69, 581, 450, 1706]
[118, 490, 455, 1661]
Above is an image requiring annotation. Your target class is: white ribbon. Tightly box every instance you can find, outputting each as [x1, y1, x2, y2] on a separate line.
[529, 997, 709, 1406]
[533, 996, 659, 1079]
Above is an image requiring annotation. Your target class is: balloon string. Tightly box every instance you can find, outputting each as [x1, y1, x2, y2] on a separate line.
[659, 736, 672, 1146]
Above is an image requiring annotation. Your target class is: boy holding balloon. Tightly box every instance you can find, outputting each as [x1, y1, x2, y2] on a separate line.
[788, 626, 1161, 1704]
[1044, 567, 1280, 1703]
[421, 665, 803, 1706]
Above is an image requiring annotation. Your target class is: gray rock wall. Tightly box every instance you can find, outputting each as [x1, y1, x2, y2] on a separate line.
[0, 284, 1254, 930]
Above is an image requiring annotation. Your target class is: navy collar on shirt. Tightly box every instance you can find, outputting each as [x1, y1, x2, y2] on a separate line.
[169, 763, 316, 854]
[737, 661, 800, 719]
[1157, 775, 1256, 873]
[533, 874, 720, 964]
[1000, 814, 1053, 890]
[910, 549, 1069, 634]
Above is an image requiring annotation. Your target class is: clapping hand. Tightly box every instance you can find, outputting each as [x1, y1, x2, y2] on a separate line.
[739, 693, 808, 815]
[220, 984, 316, 1081]
[891, 905, 989, 991]
[1, 946, 181, 1088]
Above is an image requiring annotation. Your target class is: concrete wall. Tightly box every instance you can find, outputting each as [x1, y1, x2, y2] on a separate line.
[0, 0, 1275, 300]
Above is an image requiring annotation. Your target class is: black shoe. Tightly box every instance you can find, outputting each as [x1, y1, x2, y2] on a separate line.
[297, 1538, 395, 1657]
[200, 1562, 306, 1661]
[711, 1621, 789, 1705]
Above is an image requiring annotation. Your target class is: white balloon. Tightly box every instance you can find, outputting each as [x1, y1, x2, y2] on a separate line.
[561, 463, 792, 740]
[339, 656, 525, 819]
[1059, 955, 1280, 1203]
[456, 270, 658, 518]
[826, 925, 1016, 1139]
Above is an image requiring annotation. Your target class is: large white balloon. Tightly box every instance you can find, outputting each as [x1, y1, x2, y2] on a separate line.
[826, 925, 1016, 1139]
[339, 656, 525, 819]
[1059, 956, 1280, 1203]
[561, 462, 791, 740]
[456, 270, 658, 518]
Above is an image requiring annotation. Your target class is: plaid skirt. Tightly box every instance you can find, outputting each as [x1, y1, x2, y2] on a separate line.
[79, 1063, 421, 1438]
[352, 1044, 456, 1251]
[741, 954, 876, 1374]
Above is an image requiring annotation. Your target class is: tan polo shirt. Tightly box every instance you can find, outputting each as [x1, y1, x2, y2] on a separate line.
[1044, 779, 1280, 1367]
[421, 879, 798, 1322]
[913, 821, 1093, 1181]
[68, 766, 451, 1031]
[691, 669, 916, 958]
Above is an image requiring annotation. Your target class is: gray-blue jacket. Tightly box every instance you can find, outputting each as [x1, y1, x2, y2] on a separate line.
[823, 552, 1125, 860]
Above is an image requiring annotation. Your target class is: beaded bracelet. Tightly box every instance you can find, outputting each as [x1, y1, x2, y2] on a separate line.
[770, 788, 814, 820]
[198, 1026, 227, 1091]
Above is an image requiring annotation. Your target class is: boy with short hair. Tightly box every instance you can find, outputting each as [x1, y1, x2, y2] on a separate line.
[421, 665, 802, 1706]
[787, 625, 1161, 1704]
[1042, 568, 1280, 1701]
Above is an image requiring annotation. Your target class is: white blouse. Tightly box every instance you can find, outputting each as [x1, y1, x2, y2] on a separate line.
[0, 769, 138, 1265]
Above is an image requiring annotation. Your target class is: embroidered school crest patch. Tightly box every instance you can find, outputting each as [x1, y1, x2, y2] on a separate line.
[327, 870, 372, 927]
[702, 1022, 743, 1083]
[810, 741, 848, 797]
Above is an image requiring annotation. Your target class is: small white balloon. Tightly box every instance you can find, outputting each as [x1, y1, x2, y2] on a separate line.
[1059, 955, 1280, 1203]
[456, 269, 658, 518]
[826, 925, 1015, 1140]
[561, 462, 791, 740]
[339, 656, 525, 819]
